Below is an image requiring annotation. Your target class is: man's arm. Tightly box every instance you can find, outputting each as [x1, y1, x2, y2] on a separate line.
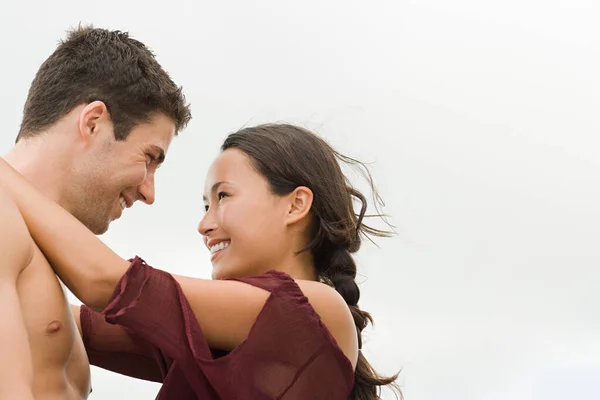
[70, 304, 83, 337]
[69, 304, 164, 382]
[0, 189, 35, 399]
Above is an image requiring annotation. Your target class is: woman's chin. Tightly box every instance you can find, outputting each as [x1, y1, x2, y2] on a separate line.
[211, 263, 247, 281]
[211, 264, 230, 280]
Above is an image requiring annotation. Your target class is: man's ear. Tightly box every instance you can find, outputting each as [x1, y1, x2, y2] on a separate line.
[284, 186, 314, 226]
[78, 101, 110, 142]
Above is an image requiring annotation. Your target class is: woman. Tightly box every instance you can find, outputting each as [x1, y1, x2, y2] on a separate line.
[0, 124, 400, 399]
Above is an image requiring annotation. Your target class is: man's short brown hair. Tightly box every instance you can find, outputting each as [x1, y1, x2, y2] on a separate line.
[17, 25, 191, 143]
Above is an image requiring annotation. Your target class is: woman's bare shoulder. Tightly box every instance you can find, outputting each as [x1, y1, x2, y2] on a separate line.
[295, 280, 359, 369]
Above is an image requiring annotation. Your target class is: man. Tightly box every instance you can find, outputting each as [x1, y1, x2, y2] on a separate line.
[1, 25, 191, 398]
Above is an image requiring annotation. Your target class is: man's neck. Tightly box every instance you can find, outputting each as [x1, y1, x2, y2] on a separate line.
[4, 138, 70, 205]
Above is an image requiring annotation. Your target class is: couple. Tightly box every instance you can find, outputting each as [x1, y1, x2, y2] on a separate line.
[0, 26, 399, 399]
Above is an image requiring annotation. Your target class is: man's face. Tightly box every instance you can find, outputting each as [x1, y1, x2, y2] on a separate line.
[65, 112, 176, 234]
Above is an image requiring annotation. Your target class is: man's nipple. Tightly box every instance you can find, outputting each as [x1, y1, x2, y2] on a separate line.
[45, 320, 62, 335]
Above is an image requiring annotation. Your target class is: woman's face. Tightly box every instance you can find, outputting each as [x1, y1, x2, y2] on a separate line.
[199, 148, 292, 280]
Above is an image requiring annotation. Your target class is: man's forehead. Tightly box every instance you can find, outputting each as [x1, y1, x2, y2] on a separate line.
[130, 114, 176, 143]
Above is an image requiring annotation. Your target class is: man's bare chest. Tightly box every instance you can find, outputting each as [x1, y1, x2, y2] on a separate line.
[16, 246, 88, 375]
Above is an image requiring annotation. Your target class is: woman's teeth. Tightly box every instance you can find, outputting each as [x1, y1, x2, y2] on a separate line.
[210, 241, 230, 254]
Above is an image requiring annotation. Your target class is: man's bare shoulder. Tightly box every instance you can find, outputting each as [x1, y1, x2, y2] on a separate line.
[0, 187, 34, 277]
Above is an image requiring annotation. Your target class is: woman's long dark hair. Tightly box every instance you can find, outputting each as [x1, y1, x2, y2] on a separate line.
[222, 123, 401, 399]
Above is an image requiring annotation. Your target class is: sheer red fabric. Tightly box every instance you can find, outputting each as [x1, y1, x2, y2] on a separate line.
[81, 257, 354, 399]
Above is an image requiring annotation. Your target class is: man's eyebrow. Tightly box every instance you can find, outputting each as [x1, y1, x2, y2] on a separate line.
[148, 145, 166, 165]
[202, 181, 230, 202]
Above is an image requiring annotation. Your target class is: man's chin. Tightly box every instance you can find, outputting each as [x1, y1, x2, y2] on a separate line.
[91, 224, 110, 236]
[75, 211, 110, 235]
[88, 217, 111, 235]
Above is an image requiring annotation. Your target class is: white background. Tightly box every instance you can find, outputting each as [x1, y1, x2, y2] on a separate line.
[1, 1, 599, 399]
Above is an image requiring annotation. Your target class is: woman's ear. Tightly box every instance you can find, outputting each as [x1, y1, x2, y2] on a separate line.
[284, 186, 313, 226]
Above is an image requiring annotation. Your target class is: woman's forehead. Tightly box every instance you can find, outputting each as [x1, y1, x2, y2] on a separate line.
[204, 149, 263, 191]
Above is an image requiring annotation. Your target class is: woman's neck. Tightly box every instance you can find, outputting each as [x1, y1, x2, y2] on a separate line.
[276, 250, 317, 281]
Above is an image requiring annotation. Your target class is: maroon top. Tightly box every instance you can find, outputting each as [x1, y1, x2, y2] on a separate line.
[80, 257, 355, 399]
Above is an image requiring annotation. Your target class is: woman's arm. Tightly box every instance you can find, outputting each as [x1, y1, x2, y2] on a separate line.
[0, 158, 129, 311]
[0, 158, 358, 364]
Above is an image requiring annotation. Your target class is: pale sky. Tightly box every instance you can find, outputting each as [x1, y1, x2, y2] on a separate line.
[1, 1, 599, 399]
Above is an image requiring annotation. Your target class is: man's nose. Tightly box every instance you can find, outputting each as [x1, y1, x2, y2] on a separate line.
[137, 174, 156, 205]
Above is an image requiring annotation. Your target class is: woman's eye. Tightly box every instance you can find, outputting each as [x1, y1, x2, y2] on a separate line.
[217, 192, 229, 200]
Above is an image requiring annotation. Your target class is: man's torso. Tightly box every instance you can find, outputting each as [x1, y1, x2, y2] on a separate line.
[17, 241, 91, 400]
